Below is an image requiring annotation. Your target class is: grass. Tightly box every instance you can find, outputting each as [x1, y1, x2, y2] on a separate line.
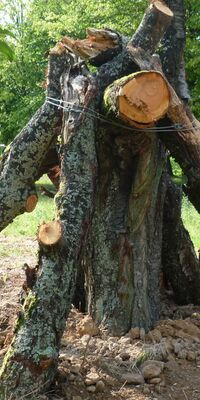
[182, 195, 200, 249]
[1, 175, 55, 238]
[0, 175, 200, 250]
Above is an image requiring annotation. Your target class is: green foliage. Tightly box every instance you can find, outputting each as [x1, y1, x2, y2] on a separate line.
[0, 26, 14, 60]
[185, 0, 200, 118]
[0, 0, 199, 142]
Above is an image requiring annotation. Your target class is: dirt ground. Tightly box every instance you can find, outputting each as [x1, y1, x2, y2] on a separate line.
[0, 236, 200, 400]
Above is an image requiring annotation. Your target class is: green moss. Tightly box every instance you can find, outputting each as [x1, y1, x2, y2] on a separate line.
[23, 293, 37, 316]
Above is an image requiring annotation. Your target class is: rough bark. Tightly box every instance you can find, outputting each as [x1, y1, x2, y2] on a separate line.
[1, 0, 200, 397]
[162, 175, 200, 304]
[0, 62, 97, 398]
[84, 128, 166, 334]
[0, 51, 67, 231]
[160, 0, 190, 101]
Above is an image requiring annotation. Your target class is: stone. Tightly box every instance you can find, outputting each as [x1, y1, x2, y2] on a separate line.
[72, 397, 82, 400]
[129, 327, 140, 340]
[70, 365, 80, 374]
[145, 329, 162, 343]
[177, 349, 187, 359]
[120, 352, 130, 361]
[141, 361, 164, 380]
[143, 386, 151, 395]
[122, 372, 144, 385]
[118, 336, 132, 345]
[77, 315, 100, 336]
[85, 372, 100, 385]
[187, 351, 196, 361]
[96, 380, 105, 392]
[69, 373, 76, 381]
[149, 377, 162, 384]
[87, 385, 96, 393]
[157, 324, 174, 337]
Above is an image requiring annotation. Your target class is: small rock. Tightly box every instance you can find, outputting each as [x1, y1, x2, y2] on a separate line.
[177, 349, 187, 359]
[141, 361, 164, 380]
[149, 377, 162, 384]
[143, 386, 151, 395]
[85, 372, 100, 385]
[87, 385, 96, 393]
[187, 350, 196, 361]
[120, 352, 130, 361]
[122, 372, 144, 385]
[70, 365, 80, 374]
[72, 396, 82, 400]
[96, 380, 105, 392]
[59, 352, 67, 361]
[77, 315, 100, 336]
[69, 373, 75, 381]
[118, 336, 131, 345]
[145, 329, 162, 343]
[157, 324, 175, 337]
[129, 327, 140, 340]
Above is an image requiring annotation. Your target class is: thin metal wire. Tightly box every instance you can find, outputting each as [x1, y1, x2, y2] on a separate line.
[46, 96, 200, 133]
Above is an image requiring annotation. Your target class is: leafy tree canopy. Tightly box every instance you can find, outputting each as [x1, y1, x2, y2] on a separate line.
[0, 0, 199, 144]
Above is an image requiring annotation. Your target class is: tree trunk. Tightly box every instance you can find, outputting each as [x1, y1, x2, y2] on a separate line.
[1, 0, 200, 397]
[84, 131, 166, 334]
[0, 60, 97, 399]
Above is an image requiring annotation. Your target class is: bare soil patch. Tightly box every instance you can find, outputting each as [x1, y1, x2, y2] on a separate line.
[0, 235, 200, 400]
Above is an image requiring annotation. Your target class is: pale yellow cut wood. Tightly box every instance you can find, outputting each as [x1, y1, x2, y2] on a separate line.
[118, 71, 170, 126]
[153, 1, 173, 17]
[25, 194, 38, 213]
[38, 221, 62, 246]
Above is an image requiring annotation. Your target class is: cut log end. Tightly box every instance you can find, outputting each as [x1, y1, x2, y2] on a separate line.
[152, 1, 173, 17]
[118, 71, 170, 126]
[25, 194, 38, 213]
[37, 221, 62, 246]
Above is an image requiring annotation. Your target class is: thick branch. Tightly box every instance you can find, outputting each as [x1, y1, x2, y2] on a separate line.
[0, 50, 69, 231]
[129, 1, 173, 54]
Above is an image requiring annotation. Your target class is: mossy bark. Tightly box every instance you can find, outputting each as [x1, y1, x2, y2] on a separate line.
[0, 63, 97, 399]
[0, 52, 69, 231]
[83, 127, 166, 335]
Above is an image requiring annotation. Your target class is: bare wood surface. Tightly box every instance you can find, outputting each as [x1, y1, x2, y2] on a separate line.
[25, 194, 38, 213]
[37, 221, 62, 246]
[104, 70, 170, 127]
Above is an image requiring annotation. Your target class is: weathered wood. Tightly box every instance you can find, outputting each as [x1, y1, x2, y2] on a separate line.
[104, 70, 170, 127]
[62, 28, 124, 66]
[0, 63, 97, 398]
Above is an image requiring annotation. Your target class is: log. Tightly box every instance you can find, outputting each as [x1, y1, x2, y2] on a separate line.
[37, 221, 62, 246]
[104, 70, 170, 127]
[25, 194, 38, 213]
